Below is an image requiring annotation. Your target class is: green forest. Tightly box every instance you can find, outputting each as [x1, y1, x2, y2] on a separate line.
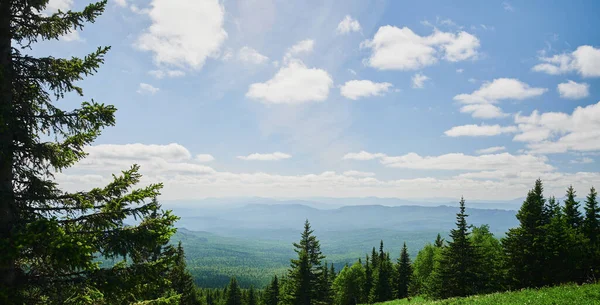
[1, 1, 600, 304]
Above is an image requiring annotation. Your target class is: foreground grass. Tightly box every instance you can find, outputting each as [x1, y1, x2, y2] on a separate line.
[373, 283, 600, 305]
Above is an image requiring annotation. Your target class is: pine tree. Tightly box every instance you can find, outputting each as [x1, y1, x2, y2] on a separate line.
[564, 186, 584, 230]
[394, 243, 412, 299]
[369, 241, 393, 303]
[363, 255, 373, 304]
[502, 179, 548, 289]
[170, 242, 200, 305]
[226, 277, 243, 305]
[287, 220, 325, 305]
[0, 1, 179, 303]
[583, 187, 600, 279]
[246, 286, 258, 305]
[434, 197, 481, 299]
[434, 234, 445, 248]
[263, 276, 280, 305]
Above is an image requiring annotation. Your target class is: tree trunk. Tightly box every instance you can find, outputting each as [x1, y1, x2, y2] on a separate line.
[0, 0, 15, 297]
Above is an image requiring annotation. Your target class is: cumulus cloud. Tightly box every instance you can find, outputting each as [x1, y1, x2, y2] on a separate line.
[557, 80, 590, 99]
[444, 124, 518, 137]
[284, 39, 315, 62]
[135, 0, 227, 70]
[114, 0, 127, 7]
[454, 78, 547, 118]
[361, 26, 480, 70]
[343, 151, 386, 160]
[514, 101, 600, 153]
[532, 45, 600, 77]
[237, 152, 292, 161]
[195, 154, 215, 162]
[54, 144, 600, 200]
[340, 80, 393, 100]
[336, 15, 361, 34]
[246, 59, 333, 104]
[137, 83, 159, 95]
[411, 73, 430, 88]
[476, 146, 506, 154]
[238, 46, 269, 64]
[570, 157, 594, 164]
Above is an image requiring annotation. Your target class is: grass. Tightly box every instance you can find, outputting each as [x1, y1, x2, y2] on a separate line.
[372, 283, 600, 305]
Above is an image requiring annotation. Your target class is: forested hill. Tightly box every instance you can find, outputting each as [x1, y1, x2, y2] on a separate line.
[169, 203, 518, 237]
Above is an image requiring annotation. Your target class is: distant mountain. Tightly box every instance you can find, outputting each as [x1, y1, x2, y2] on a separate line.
[168, 202, 519, 239]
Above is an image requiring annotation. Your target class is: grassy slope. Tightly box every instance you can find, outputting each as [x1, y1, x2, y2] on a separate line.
[373, 283, 600, 305]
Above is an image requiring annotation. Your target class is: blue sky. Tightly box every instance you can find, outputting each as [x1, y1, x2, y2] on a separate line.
[42, 0, 600, 201]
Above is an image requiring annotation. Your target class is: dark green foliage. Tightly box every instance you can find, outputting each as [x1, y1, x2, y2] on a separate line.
[369, 241, 393, 303]
[170, 242, 202, 305]
[363, 255, 373, 304]
[246, 286, 257, 305]
[263, 276, 280, 305]
[583, 187, 600, 280]
[433, 197, 482, 299]
[332, 262, 365, 305]
[0, 1, 179, 303]
[563, 186, 583, 230]
[470, 225, 505, 293]
[434, 234, 444, 248]
[226, 277, 243, 305]
[287, 220, 326, 305]
[393, 243, 412, 299]
[503, 179, 549, 289]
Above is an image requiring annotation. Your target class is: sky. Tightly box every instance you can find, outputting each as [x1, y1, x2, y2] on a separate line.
[38, 0, 600, 201]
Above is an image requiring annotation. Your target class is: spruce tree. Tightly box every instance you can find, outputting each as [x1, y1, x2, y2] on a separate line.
[370, 247, 379, 271]
[564, 186, 583, 230]
[363, 255, 373, 304]
[170, 242, 200, 305]
[226, 277, 243, 305]
[434, 197, 481, 299]
[0, 0, 179, 303]
[502, 179, 548, 288]
[369, 241, 393, 303]
[263, 276, 280, 305]
[247, 286, 258, 305]
[434, 234, 445, 248]
[394, 243, 412, 299]
[287, 220, 325, 305]
[583, 187, 600, 279]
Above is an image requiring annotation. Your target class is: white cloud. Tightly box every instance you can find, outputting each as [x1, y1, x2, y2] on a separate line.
[137, 83, 159, 95]
[343, 170, 376, 177]
[114, 0, 127, 7]
[348, 69, 357, 75]
[444, 124, 518, 137]
[557, 80, 590, 99]
[340, 80, 393, 100]
[284, 39, 315, 62]
[570, 157, 594, 164]
[237, 152, 292, 161]
[45, 0, 73, 12]
[454, 78, 547, 118]
[456, 68, 464, 73]
[514, 101, 600, 153]
[345, 151, 553, 172]
[195, 154, 215, 162]
[56, 143, 600, 200]
[238, 46, 269, 64]
[336, 15, 361, 34]
[135, 0, 227, 70]
[411, 73, 430, 88]
[476, 146, 506, 154]
[246, 59, 333, 104]
[533, 45, 600, 77]
[148, 69, 185, 79]
[503, 2, 514, 11]
[362, 26, 480, 70]
[343, 151, 386, 160]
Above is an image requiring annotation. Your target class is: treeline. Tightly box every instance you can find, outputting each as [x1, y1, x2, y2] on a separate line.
[243, 180, 599, 305]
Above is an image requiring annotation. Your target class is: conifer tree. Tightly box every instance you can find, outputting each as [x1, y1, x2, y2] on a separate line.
[564, 186, 583, 230]
[583, 187, 600, 279]
[0, 0, 179, 303]
[287, 220, 325, 305]
[370, 247, 379, 271]
[226, 277, 243, 305]
[434, 197, 481, 299]
[170, 242, 201, 305]
[369, 241, 393, 303]
[263, 276, 280, 305]
[502, 179, 548, 288]
[393, 243, 412, 299]
[363, 255, 373, 304]
[247, 286, 258, 305]
[434, 234, 445, 248]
